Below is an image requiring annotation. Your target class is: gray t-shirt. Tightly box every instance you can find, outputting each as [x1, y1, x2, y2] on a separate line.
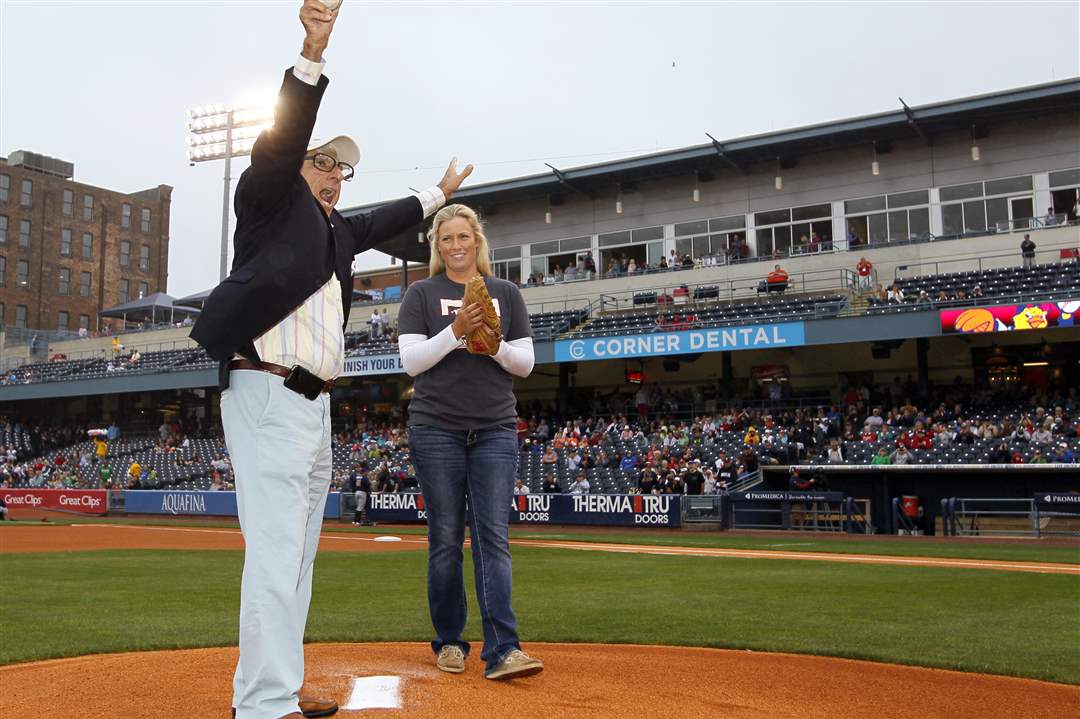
[398, 273, 532, 430]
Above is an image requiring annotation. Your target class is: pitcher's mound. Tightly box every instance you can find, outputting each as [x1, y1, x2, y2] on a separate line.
[1, 642, 1076, 718]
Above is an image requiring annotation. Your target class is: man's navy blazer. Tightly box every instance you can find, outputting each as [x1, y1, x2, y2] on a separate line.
[190, 68, 423, 389]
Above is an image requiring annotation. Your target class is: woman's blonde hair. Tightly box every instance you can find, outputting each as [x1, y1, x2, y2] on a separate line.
[427, 203, 492, 278]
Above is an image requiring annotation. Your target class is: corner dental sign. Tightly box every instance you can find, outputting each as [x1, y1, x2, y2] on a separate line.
[555, 322, 805, 362]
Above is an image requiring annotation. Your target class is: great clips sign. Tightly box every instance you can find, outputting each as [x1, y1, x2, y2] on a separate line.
[2, 489, 109, 515]
[366, 493, 681, 527]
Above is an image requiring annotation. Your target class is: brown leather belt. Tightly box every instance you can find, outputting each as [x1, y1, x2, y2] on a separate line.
[228, 359, 335, 395]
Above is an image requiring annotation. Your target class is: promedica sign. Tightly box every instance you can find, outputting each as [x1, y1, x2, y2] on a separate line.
[555, 322, 805, 362]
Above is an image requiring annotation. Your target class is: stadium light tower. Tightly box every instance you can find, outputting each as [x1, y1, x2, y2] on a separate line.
[186, 100, 275, 281]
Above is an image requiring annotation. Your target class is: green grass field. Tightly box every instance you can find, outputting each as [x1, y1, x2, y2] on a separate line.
[3, 544, 1079, 684]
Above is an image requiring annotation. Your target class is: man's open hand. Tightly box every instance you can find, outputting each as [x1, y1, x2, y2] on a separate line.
[300, 0, 340, 62]
[437, 158, 475, 201]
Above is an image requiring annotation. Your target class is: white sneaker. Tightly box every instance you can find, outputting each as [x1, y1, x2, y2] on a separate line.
[436, 645, 466, 674]
[484, 649, 543, 680]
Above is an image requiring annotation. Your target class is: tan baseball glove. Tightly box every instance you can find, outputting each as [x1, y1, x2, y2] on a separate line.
[463, 275, 502, 355]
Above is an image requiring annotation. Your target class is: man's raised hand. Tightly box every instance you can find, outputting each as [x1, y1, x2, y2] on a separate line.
[437, 158, 475, 201]
[300, 0, 340, 62]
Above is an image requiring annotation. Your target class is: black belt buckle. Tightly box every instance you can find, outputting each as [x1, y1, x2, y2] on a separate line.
[283, 365, 324, 401]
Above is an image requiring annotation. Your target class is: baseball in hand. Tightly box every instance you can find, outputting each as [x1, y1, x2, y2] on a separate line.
[318, 0, 341, 9]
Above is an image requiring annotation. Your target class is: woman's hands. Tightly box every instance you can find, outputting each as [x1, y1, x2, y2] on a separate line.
[451, 302, 485, 340]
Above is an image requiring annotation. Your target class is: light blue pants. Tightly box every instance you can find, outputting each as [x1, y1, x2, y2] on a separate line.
[221, 370, 332, 719]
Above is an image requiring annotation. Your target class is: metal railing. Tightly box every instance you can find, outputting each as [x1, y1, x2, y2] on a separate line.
[867, 285, 1080, 318]
[529, 266, 857, 318]
[725, 469, 763, 494]
[944, 497, 1039, 538]
[941, 496, 1080, 538]
[893, 240, 1079, 281]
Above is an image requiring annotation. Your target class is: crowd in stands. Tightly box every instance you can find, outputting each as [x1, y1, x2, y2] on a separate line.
[4, 375, 1078, 497]
[0, 416, 235, 491]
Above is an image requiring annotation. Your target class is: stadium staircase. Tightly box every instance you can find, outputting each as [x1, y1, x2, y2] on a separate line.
[837, 291, 869, 318]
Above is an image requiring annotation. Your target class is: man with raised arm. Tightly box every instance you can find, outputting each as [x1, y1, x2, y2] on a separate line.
[190, 3, 472, 717]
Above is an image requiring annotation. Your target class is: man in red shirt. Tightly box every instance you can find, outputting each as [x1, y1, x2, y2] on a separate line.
[856, 257, 873, 289]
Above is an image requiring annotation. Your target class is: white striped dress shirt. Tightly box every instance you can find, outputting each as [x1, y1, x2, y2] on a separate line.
[243, 54, 445, 381]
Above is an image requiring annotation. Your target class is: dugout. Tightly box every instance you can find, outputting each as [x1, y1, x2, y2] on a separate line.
[766, 465, 1080, 535]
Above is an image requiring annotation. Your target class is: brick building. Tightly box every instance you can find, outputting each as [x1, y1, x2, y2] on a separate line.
[0, 150, 172, 333]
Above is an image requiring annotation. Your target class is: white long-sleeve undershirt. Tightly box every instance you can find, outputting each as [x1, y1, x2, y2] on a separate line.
[398, 327, 534, 378]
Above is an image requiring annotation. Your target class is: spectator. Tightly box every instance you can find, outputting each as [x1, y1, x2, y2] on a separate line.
[702, 468, 717, 494]
[1052, 444, 1076, 464]
[847, 227, 860, 247]
[788, 467, 817, 491]
[683, 460, 705, 495]
[870, 447, 892, 465]
[513, 479, 530, 495]
[1029, 449, 1048, 464]
[765, 264, 789, 293]
[887, 283, 905, 304]
[989, 441, 1012, 464]
[890, 446, 915, 465]
[568, 472, 590, 494]
[627, 258, 638, 275]
[542, 474, 560, 493]
[639, 468, 658, 495]
[856, 257, 873, 289]
[1020, 233, 1036, 269]
[1044, 207, 1057, 226]
[541, 446, 558, 466]
[826, 439, 844, 462]
[1032, 421, 1054, 446]
[583, 251, 597, 278]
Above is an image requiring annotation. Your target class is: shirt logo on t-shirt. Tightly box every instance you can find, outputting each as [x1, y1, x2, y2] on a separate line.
[440, 298, 502, 318]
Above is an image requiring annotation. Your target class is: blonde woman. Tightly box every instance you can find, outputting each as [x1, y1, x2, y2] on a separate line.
[397, 204, 542, 680]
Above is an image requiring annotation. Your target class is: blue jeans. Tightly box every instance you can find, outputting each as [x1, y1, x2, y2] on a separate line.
[409, 423, 521, 671]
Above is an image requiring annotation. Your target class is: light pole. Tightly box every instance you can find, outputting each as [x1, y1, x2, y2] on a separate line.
[186, 102, 274, 281]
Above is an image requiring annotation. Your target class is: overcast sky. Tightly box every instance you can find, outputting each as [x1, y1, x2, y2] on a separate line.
[2, 1, 1077, 298]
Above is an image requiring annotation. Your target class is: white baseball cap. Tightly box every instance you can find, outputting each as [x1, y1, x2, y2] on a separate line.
[306, 135, 360, 168]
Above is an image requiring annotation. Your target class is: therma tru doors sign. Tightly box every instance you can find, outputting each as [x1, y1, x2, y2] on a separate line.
[554, 322, 806, 362]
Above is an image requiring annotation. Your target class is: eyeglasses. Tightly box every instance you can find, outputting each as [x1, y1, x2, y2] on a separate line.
[307, 152, 354, 181]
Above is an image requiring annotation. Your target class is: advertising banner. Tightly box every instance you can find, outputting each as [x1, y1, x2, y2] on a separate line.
[124, 491, 341, 518]
[366, 492, 682, 527]
[1034, 493, 1080, 510]
[342, 354, 405, 377]
[940, 301, 1078, 334]
[554, 323, 805, 362]
[1, 488, 109, 515]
